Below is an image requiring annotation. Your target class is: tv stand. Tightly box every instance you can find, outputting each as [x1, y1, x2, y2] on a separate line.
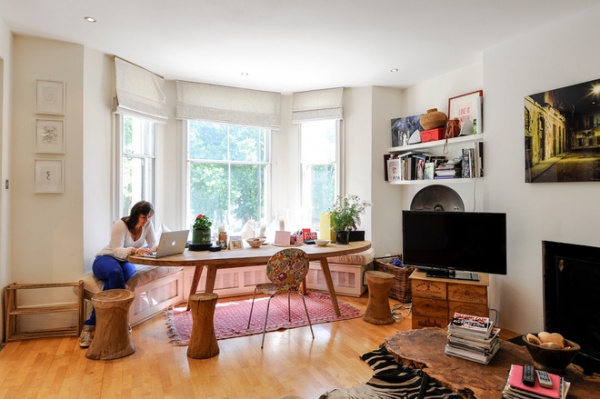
[409, 270, 489, 329]
[425, 269, 480, 282]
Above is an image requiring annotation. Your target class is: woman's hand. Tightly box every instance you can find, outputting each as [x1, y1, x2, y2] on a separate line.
[133, 247, 153, 256]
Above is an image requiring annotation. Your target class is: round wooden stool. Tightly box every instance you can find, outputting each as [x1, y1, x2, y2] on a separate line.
[187, 293, 220, 359]
[86, 289, 136, 360]
[363, 270, 395, 325]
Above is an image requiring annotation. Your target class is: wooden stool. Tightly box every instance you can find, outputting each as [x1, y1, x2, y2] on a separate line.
[363, 270, 395, 325]
[187, 293, 220, 359]
[86, 289, 135, 360]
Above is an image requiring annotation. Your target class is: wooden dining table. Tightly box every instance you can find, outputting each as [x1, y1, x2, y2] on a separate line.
[129, 240, 372, 316]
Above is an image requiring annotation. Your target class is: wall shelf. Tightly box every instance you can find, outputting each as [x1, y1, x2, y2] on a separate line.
[388, 178, 478, 186]
[388, 133, 484, 153]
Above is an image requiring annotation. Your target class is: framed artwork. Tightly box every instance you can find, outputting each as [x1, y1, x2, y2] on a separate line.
[448, 90, 483, 133]
[229, 237, 243, 250]
[391, 114, 423, 147]
[36, 80, 65, 115]
[525, 78, 600, 183]
[34, 159, 64, 193]
[35, 119, 65, 154]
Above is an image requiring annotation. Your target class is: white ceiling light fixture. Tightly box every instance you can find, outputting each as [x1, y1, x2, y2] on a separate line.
[390, 68, 399, 73]
[84, 16, 97, 23]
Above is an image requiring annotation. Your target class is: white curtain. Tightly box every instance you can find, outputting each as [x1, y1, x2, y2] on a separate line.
[292, 87, 344, 123]
[175, 81, 281, 129]
[114, 57, 168, 122]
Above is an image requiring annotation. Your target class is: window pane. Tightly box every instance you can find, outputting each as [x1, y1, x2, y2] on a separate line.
[189, 163, 228, 225]
[189, 120, 228, 160]
[301, 120, 336, 164]
[303, 164, 336, 227]
[229, 125, 267, 162]
[230, 164, 266, 231]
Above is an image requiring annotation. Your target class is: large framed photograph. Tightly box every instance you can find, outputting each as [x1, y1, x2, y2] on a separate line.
[34, 159, 64, 194]
[36, 80, 65, 115]
[35, 119, 65, 154]
[448, 90, 483, 134]
[525, 78, 600, 183]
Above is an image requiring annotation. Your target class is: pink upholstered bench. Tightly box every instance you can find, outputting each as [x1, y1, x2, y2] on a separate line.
[82, 265, 184, 327]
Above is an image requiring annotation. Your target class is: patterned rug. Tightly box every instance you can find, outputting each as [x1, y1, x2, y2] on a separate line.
[165, 290, 363, 345]
[320, 345, 461, 399]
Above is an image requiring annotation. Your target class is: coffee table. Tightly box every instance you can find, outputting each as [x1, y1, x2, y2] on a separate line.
[384, 327, 598, 399]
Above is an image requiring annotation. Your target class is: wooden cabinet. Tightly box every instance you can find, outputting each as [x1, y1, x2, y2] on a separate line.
[409, 270, 488, 329]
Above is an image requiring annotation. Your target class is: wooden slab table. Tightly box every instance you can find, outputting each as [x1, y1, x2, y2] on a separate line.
[129, 240, 371, 316]
[384, 327, 598, 399]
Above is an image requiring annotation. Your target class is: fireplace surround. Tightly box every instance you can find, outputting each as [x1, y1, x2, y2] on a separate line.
[543, 240, 600, 375]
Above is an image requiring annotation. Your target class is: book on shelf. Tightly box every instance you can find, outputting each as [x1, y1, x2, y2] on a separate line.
[502, 364, 570, 399]
[462, 148, 474, 178]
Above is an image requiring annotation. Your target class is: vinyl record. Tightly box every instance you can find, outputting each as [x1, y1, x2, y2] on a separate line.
[410, 185, 465, 212]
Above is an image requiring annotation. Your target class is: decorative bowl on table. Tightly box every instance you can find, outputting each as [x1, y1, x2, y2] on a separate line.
[522, 332, 580, 373]
[246, 237, 266, 248]
[315, 239, 330, 247]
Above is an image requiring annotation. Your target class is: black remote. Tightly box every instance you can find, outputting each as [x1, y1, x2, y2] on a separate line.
[522, 364, 536, 387]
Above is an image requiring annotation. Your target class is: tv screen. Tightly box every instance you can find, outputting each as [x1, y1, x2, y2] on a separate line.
[402, 210, 507, 281]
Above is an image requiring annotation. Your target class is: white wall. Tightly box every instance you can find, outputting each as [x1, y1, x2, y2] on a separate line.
[483, 5, 600, 334]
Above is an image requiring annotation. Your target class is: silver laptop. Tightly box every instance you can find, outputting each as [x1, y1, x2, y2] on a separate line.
[145, 230, 189, 258]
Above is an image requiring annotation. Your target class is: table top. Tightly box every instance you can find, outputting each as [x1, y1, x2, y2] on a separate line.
[129, 240, 371, 268]
[384, 328, 598, 399]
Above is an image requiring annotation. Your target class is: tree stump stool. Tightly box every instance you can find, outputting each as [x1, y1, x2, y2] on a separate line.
[363, 270, 395, 325]
[187, 292, 220, 359]
[86, 289, 136, 360]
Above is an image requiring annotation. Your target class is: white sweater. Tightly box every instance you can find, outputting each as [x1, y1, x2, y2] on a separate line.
[96, 219, 158, 261]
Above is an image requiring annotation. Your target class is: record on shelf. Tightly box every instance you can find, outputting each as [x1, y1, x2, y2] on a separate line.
[410, 185, 465, 212]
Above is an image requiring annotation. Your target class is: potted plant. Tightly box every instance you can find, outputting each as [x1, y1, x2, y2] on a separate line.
[328, 194, 371, 244]
[192, 213, 212, 245]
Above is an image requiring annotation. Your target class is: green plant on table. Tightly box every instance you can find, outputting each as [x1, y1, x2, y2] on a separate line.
[193, 214, 212, 230]
[328, 194, 371, 232]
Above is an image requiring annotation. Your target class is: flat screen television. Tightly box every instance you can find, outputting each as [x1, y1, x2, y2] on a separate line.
[402, 210, 507, 281]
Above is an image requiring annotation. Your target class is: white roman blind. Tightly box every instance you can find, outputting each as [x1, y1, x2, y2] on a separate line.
[114, 57, 168, 122]
[175, 81, 281, 129]
[292, 87, 344, 123]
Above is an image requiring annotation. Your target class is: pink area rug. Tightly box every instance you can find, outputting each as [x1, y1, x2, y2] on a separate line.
[165, 290, 363, 345]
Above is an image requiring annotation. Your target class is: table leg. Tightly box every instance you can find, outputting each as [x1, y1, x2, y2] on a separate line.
[187, 265, 205, 311]
[319, 258, 341, 317]
[204, 266, 217, 293]
[418, 372, 429, 399]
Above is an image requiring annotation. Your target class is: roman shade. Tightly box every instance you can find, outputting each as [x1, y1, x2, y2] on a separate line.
[292, 88, 344, 123]
[114, 57, 168, 122]
[175, 81, 281, 129]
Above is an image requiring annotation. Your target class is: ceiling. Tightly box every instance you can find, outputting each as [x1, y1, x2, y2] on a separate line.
[0, 0, 598, 93]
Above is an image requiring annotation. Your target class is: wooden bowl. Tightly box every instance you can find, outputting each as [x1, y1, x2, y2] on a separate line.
[315, 239, 330, 247]
[246, 238, 265, 248]
[522, 334, 580, 373]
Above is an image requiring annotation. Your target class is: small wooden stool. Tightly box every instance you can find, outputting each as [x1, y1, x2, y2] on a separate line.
[86, 289, 135, 360]
[363, 270, 395, 325]
[187, 293, 220, 359]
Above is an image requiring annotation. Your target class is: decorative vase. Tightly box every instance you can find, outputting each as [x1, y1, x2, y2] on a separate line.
[420, 108, 448, 130]
[192, 228, 212, 245]
[335, 231, 350, 245]
[446, 118, 461, 138]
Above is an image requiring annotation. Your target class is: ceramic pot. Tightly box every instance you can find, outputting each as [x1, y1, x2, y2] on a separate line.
[446, 118, 461, 138]
[335, 231, 350, 245]
[420, 108, 447, 130]
[192, 228, 212, 245]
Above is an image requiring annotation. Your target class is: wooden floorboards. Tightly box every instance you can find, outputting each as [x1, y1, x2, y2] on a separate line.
[0, 294, 516, 398]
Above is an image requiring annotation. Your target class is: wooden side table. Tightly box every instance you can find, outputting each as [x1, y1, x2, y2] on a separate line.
[187, 293, 220, 359]
[86, 289, 136, 360]
[363, 270, 395, 325]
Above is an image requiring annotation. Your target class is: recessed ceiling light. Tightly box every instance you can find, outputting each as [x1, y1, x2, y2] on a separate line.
[84, 16, 97, 23]
[241, 72, 249, 77]
[390, 68, 399, 73]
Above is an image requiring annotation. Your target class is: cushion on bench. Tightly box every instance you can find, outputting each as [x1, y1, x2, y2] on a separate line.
[327, 247, 375, 265]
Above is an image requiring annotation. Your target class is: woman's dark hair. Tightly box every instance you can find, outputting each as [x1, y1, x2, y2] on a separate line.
[122, 201, 154, 232]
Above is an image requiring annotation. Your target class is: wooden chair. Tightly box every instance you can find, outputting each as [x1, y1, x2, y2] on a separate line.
[247, 248, 314, 348]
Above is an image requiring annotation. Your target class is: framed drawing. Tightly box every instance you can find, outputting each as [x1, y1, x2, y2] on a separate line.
[35, 119, 65, 154]
[36, 80, 65, 115]
[34, 159, 64, 194]
[448, 90, 483, 133]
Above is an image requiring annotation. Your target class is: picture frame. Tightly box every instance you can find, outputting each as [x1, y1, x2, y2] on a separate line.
[229, 236, 243, 250]
[36, 80, 65, 115]
[448, 90, 483, 132]
[35, 119, 65, 154]
[34, 159, 64, 194]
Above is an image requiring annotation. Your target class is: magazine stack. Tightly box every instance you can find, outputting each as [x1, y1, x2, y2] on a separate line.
[502, 364, 570, 399]
[444, 312, 501, 364]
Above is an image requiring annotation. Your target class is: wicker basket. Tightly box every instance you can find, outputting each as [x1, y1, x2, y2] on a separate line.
[374, 255, 414, 303]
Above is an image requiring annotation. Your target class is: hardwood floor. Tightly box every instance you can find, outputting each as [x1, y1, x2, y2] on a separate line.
[0, 294, 517, 399]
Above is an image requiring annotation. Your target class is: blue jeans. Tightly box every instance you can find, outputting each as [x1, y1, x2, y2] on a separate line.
[84, 255, 137, 326]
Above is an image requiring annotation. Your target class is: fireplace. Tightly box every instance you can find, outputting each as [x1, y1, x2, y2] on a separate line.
[543, 241, 600, 375]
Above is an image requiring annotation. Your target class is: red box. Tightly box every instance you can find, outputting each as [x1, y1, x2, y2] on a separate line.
[421, 128, 445, 142]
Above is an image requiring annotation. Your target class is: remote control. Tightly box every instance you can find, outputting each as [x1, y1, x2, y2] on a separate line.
[536, 369, 553, 388]
[522, 364, 536, 387]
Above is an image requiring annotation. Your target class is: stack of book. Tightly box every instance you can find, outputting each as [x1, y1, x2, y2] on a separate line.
[502, 364, 570, 399]
[435, 159, 461, 179]
[444, 312, 501, 364]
